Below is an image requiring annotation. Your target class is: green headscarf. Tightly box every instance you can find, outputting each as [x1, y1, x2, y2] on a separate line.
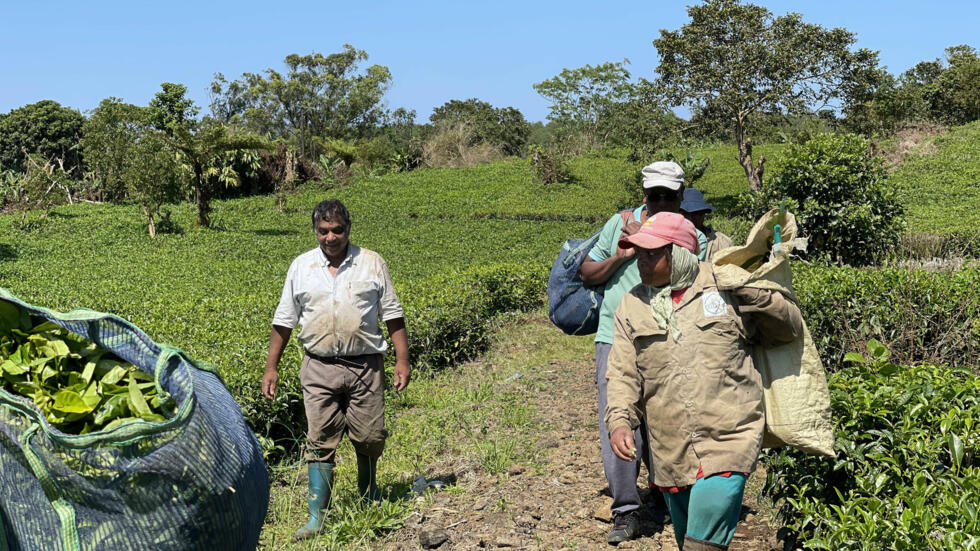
[645, 244, 700, 342]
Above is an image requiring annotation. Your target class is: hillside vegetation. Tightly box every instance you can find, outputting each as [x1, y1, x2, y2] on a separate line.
[889, 121, 980, 234]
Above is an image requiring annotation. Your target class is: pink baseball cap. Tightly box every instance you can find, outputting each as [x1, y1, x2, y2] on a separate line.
[619, 212, 699, 254]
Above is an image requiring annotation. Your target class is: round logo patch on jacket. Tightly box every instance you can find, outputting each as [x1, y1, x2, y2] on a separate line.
[702, 291, 727, 318]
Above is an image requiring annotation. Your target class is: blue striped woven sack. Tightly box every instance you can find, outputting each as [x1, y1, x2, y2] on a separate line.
[0, 288, 269, 551]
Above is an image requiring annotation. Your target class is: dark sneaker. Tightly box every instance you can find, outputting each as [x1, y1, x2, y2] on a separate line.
[607, 511, 639, 545]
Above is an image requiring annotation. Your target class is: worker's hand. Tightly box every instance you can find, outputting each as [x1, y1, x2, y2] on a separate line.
[615, 222, 641, 259]
[393, 360, 411, 392]
[610, 425, 637, 462]
[622, 220, 642, 236]
[262, 367, 278, 400]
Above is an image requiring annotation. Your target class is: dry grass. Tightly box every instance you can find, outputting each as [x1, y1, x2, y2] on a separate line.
[421, 123, 505, 169]
[875, 122, 947, 169]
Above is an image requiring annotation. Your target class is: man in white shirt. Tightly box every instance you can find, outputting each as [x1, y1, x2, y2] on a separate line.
[262, 199, 411, 541]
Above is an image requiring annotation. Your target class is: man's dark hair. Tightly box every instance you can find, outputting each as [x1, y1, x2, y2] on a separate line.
[312, 199, 350, 229]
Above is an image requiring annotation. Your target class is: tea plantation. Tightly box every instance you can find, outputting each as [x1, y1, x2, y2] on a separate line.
[1, 131, 978, 549]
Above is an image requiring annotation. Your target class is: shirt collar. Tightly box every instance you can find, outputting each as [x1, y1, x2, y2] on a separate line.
[317, 243, 359, 268]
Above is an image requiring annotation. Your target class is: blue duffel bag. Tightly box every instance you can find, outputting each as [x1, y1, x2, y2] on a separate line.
[547, 211, 631, 336]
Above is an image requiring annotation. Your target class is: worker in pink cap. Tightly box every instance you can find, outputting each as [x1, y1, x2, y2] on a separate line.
[603, 212, 803, 551]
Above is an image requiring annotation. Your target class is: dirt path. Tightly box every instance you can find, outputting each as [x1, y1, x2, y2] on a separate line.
[383, 314, 780, 551]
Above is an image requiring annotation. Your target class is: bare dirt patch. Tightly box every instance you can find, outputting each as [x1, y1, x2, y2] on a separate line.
[383, 313, 781, 550]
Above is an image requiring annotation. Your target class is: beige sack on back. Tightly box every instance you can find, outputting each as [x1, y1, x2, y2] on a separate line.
[713, 209, 835, 457]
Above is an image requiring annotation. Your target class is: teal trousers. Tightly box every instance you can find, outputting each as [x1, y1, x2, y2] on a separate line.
[663, 473, 747, 548]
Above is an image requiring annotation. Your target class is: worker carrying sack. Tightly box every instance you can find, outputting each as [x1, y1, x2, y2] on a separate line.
[712, 209, 835, 457]
[548, 211, 631, 335]
[0, 288, 269, 551]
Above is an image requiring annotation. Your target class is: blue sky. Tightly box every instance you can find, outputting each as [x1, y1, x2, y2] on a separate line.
[1, 1, 976, 122]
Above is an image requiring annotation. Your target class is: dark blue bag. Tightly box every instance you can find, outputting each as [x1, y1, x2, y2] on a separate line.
[547, 211, 631, 336]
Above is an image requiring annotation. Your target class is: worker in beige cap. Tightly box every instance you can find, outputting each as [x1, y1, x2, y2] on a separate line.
[578, 160, 686, 543]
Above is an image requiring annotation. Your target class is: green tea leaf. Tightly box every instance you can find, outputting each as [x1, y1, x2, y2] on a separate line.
[52, 390, 97, 414]
[29, 321, 62, 334]
[949, 433, 964, 470]
[99, 360, 129, 385]
[127, 374, 152, 417]
[93, 393, 128, 425]
[80, 360, 96, 384]
[843, 352, 866, 364]
[867, 338, 890, 362]
[0, 301, 20, 334]
[1, 359, 27, 376]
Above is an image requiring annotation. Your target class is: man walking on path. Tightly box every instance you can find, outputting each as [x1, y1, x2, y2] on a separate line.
[261, 199, 411, 541]
[578, 161, 682, 544]
[680, 188, 733, 261]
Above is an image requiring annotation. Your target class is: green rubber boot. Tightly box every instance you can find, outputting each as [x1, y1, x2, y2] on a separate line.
[356, 453, 381, 502]
[292, 462, 334, 541]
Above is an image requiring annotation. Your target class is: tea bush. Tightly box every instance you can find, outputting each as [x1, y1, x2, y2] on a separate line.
[761, 341, 980, 550]
[794, 263, 980, 370]
[745, 133, 905, 266]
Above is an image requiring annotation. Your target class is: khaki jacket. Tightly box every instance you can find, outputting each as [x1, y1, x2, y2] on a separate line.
[604, 262, 802, 487]
[704, 228, 733, 261]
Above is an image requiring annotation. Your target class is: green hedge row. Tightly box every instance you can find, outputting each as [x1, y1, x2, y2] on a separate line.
[794, 264, 980, 370]
[761, 343, 979, 550]
[232, 262, 547, 454]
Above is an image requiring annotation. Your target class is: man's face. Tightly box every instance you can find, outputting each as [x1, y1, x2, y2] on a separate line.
[314, 217, 350, 258]
[644, 187, 681, 216]
[683, 210, 708, 232]
[636, 245, 672, 287]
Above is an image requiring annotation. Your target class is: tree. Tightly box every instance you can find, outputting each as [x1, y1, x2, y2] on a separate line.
[429, 98, 530, 156]
[81, 98, 150, 201]
[147, 84, 267, 228]
[148, 82, 200, 135]
[164, 121, 266, 228]
[533, 61, 637, 147]
[121, 132, 184, 238]
[924, 45, 980, 125]
[82, 97, 184, 233]
[654, 0, 878, 191]
[0, 100, 85, 174]
[209, 46, 392, 158]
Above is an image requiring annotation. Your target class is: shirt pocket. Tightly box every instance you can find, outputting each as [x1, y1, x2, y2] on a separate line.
[349, 280, 380, 311]
[627, 317, 670, 382]
[695, 316, 754, 402]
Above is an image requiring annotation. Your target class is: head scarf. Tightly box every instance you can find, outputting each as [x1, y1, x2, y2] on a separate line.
[645, 244, 700, 342]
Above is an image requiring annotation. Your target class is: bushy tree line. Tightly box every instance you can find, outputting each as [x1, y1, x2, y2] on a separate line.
[843, 44, 980, 135]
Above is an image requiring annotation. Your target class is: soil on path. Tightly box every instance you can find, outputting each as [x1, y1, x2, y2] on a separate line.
[384, 313, 781, 551]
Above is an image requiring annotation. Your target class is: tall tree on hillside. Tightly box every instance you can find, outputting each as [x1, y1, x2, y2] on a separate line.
[149, 84, 266, 228]
[921, 45, 980, 125]
[533, 61, 637, 148]
[654, 0, 877, 191]
[163, 121, 266, 228]
[0, 100, 85, 174]
[149, 82, 201, 135]
[81, 98, 152, 201]
[83, 97, 185, 234]
[209, 45, 392, 158]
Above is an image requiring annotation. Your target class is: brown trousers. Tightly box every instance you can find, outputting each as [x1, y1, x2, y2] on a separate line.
[300, 353, 388, 462]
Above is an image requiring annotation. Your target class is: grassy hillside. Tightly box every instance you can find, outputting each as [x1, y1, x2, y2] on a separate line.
[889, 121, 980, 234]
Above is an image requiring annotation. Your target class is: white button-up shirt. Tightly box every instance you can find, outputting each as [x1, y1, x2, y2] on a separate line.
[273, 244, 403, 357]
